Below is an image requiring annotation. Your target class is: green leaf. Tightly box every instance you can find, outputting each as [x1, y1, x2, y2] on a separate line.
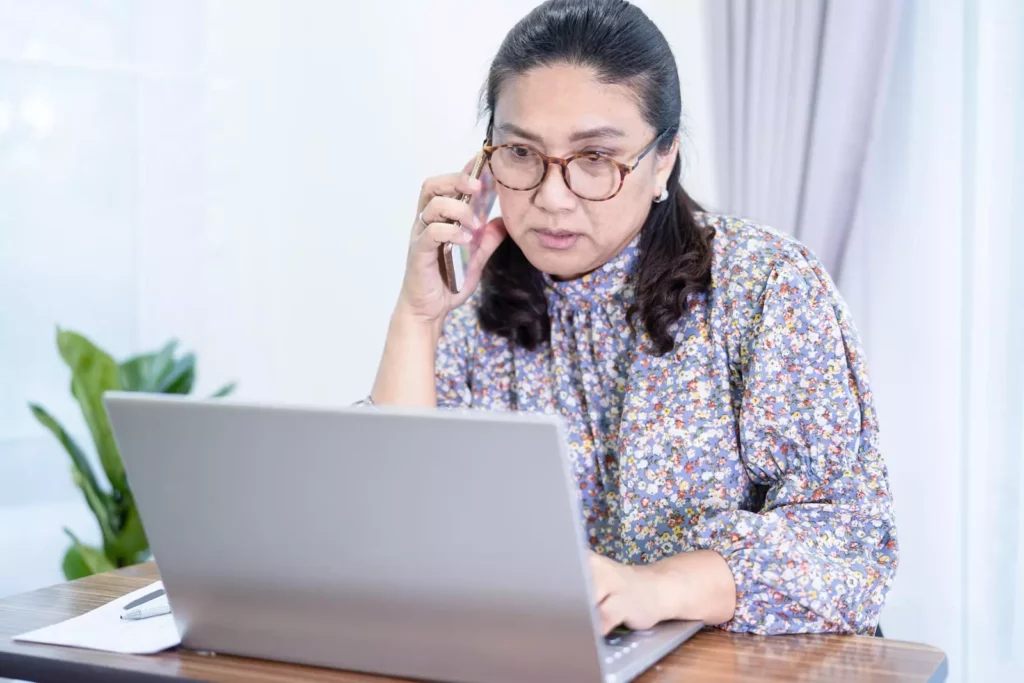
[28, 403, 109, 517]
[71, 465, 115, 545]
[119, 340, 179, 392]
[62, 545, 92, 580]
[29, 403, 120, 550]
[104, 497, 149, 567]
[62, 529, 115, 580]
[56, 329, 126, 493]
[157, 353, 196, 394]
[210, 382, 236, 398]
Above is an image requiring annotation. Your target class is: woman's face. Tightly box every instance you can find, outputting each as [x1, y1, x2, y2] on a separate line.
[491, 63, 678, 279]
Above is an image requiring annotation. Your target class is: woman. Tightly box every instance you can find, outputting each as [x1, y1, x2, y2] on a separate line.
[369, 0, 897, 637]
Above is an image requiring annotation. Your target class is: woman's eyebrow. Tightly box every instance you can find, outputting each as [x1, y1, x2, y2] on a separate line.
[568, 125, 626, 142]
[496, 122, 543, 142]
[495, 123, 627, 144]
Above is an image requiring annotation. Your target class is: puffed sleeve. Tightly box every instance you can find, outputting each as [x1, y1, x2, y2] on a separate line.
[690, 250, 898, 635]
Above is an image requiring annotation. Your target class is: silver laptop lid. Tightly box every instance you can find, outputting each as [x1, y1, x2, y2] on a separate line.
[105, 392, 606, 682]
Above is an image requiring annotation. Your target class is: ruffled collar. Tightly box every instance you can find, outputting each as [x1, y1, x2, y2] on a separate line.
[543, 235, 640, 309]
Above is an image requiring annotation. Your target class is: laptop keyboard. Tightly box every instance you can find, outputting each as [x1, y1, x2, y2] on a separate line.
[600, 628, 652, 666]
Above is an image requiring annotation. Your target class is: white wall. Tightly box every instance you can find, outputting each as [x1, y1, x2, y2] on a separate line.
[0, 0, 207, 596]
[168, 0, 718, 409]
[0, 0, 717, 598]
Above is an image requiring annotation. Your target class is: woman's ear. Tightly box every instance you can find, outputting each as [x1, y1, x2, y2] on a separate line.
[654, 135, 680, 194]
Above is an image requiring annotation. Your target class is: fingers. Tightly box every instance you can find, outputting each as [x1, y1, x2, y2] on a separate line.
[448, 217, 507, 307]
[418, 173, 483, 214]
[587, 553, 664, 636]
[410, 195, 480, 259]
[598, 594, 625, 635]
[413, 222, 472, 256]
[461, 217, 507, 275]
[418, 196, 478, 233]
[473, 216, 508, 256]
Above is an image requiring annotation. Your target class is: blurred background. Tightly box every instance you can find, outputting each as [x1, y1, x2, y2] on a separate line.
[0, 1, 1021, 681]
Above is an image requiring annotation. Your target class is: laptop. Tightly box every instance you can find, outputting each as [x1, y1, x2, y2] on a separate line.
[104, 392, 702, 683]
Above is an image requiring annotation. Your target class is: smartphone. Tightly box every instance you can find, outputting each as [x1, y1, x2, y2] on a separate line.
[438, 151, 494, 294]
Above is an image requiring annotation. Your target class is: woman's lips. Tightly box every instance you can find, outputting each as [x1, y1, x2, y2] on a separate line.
[533, 228, 580, 250]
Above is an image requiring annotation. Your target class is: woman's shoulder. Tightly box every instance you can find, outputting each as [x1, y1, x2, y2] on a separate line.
[695, 211, 836, 302]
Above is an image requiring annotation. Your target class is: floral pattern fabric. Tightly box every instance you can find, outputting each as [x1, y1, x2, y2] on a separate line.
[434, 213, 897, 635]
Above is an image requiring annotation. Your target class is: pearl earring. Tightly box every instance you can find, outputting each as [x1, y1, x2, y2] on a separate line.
[653, 188, 669, 203]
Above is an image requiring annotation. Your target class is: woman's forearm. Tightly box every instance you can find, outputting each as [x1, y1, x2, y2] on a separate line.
[646, 550, 737, 626]
[370, 305, 442, 407]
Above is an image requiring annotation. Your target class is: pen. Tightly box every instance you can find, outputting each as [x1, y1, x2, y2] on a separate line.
[120, 604, 171, 620]
[123, 588, 165, 611]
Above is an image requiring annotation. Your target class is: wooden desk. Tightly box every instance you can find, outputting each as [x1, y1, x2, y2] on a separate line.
[0, 564, 947, 683]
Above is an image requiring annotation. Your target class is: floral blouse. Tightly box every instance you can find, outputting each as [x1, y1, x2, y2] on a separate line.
[434, 213, 898, 636]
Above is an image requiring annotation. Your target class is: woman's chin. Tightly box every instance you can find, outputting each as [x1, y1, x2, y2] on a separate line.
[520, 249, 587, 281]
[512, 236, 594, 280]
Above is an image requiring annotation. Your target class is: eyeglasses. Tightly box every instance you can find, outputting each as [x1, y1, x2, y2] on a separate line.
[481, 131, 668, 202]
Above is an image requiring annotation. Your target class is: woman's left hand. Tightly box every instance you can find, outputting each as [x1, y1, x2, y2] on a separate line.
[588, 549, 737, 634]
[589, 551, 671, 634]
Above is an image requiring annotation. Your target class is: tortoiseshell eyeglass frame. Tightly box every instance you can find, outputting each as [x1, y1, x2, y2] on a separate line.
[480, 129, 669, 202]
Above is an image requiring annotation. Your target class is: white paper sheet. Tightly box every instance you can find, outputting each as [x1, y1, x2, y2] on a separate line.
[13, 581, 182, 654]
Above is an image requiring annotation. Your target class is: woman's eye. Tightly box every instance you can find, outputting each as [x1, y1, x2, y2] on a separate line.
[580, 151, 611, 164]
[511, 146, 531, 158]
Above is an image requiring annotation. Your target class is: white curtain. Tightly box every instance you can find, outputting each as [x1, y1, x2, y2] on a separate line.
[836, 1, 1024, 681]
[955, 0, 1024, 678]
[709, 0, 1024, 679]
[706, 0, 903, 277]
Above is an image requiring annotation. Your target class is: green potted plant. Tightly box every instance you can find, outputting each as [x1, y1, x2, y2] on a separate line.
[28, 328, 235, 580]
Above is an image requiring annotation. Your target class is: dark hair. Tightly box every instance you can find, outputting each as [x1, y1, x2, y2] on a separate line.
[477, 0, 715, 355]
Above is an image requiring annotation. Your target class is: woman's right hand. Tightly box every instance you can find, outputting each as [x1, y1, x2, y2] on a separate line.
[396, 171, 507, 327]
